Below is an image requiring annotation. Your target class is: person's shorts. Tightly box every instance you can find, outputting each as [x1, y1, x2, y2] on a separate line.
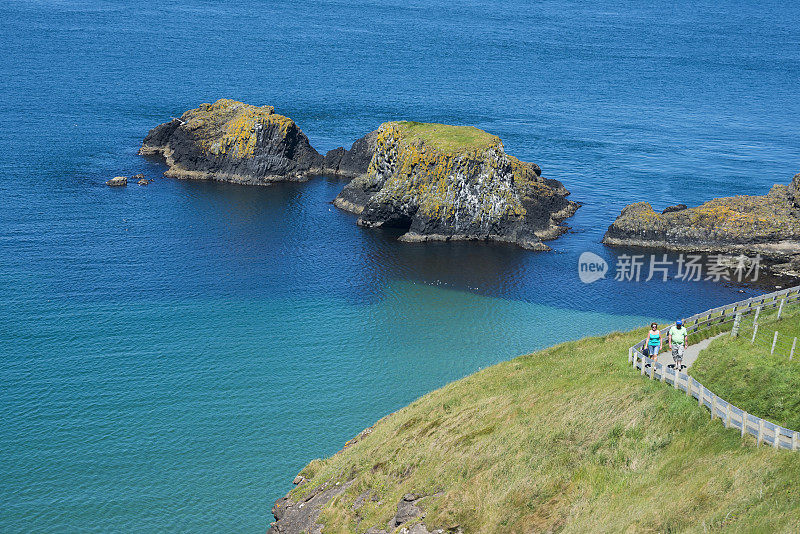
[648, 345, 659, 358]
[672, 344, 685, 362]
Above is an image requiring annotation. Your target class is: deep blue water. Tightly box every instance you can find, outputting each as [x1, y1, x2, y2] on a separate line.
[2, 0, 799, 531]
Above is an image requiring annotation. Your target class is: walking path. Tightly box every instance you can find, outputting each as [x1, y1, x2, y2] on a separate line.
[629, 285, 800, 450]
[650, 333, 725, 370]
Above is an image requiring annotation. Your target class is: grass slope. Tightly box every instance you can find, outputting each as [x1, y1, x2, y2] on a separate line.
[393, 121, 500, 153]
[291, 326, 800, 533]
[692, 304, 800, 430]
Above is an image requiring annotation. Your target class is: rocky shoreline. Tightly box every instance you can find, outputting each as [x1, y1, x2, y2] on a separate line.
[603, 173, 800, 277]
[267, 427, 452, 534]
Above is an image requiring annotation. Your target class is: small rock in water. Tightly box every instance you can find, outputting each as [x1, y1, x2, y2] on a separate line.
[138, 179, 151, 186]
[106, 176, 127, 187]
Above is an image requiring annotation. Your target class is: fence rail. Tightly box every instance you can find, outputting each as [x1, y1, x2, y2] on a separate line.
[628, 285, 800, 451]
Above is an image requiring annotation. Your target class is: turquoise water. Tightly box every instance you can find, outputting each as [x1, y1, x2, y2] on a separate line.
[2, 0, 799, 531]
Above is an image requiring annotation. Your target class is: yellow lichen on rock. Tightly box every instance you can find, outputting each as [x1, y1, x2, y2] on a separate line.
[140, 98, 327, 184]
[179, 99, 295, 159]
[334, 120, 577, 249]
[604, 176, 800, 264]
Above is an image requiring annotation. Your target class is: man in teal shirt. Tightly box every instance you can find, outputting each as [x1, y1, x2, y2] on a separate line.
[669, 319, 689, 370]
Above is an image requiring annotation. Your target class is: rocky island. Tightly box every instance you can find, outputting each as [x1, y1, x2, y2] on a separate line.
[603, 173, 800, 276]
[140, 99, 373, 184]
[334, 121, 578, 250]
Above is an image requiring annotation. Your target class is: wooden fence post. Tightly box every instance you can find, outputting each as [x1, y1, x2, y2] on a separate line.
[741, 411, 748, 438]
[752, 323, 759, 344]
[771, 331, 779, 354]
[793, 432, 799, 451]
[725, 403, 731, 428]
[650, 360, 655, 380]
[758, 419, 764, 446]
[660, 363, 666, 383]
[778, 299, 785, 319]
[754, 305, 762, 325]
[698, 384, 703, 406]
[672, 369, 679, 389]
[774, 427, 781, 449]
[791, 338, 796, 360]
[686, 375, 691, 396]
[711, 395, 716, 420]
[731, 312, 742, 337]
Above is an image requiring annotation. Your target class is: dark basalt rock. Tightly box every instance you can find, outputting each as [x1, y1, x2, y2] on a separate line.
[140, 99, 326, 185]
[323, 130, 378, 179]
[662, 204, 687, 214]
[603, 173, 800, 277]
[333, 121, 578, 250]
[141, 99, 378, 184]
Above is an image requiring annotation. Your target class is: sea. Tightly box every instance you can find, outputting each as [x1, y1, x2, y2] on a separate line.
[1, 0, 799, 531]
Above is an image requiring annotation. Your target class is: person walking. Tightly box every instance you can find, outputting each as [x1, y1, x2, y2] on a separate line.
[647, 323, 662, 362]
[669, 319, 689, 370]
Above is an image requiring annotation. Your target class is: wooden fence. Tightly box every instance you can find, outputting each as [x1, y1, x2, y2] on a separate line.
[628, 285, 800, 451]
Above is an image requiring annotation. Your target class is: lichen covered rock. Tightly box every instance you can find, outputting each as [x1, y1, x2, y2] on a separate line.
[333, 121, 578, 250]
[603, 173, 800, 274]
[140, 99, 327, 184]
[106, 176, 128, 187]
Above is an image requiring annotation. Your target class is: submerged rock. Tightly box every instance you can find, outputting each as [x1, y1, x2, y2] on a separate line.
[603, 173, 800, 275]
[106, 176, 127, 187]
[333, 121, 578, 250]
[140, 99, 333, 184]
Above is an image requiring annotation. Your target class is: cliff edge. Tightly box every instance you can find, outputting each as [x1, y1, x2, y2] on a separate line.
[267, 326, 800, 533]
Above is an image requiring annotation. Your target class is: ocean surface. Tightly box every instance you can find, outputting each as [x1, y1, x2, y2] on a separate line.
[2, 0, 799, 531]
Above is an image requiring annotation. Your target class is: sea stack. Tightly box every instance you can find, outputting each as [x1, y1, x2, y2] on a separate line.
[139, 99, 374, 184]
[333, 121, 578, 250]
[603, 173, 800, 276]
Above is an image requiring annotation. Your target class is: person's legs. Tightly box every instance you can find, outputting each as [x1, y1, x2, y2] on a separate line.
[672, 345, 681, 369]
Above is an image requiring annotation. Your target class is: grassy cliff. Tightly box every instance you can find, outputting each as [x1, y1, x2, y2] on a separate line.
[390, 121, 501, 154]
[692, 304, 800, 430]
[286, 326, 800, 533]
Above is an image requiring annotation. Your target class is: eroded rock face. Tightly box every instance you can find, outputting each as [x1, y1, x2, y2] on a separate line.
[603, 173, 800, 275]
[267, 480, 352, 534]
[323, 130, 378, 179]
[333, 122, 578, 250]
[140, 99, 328, 184]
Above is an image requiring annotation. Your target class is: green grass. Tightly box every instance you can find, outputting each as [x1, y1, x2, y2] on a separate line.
[692, 303, 800, 430]
[290, 326, 800, 533]
[393, 121, 500, 153]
